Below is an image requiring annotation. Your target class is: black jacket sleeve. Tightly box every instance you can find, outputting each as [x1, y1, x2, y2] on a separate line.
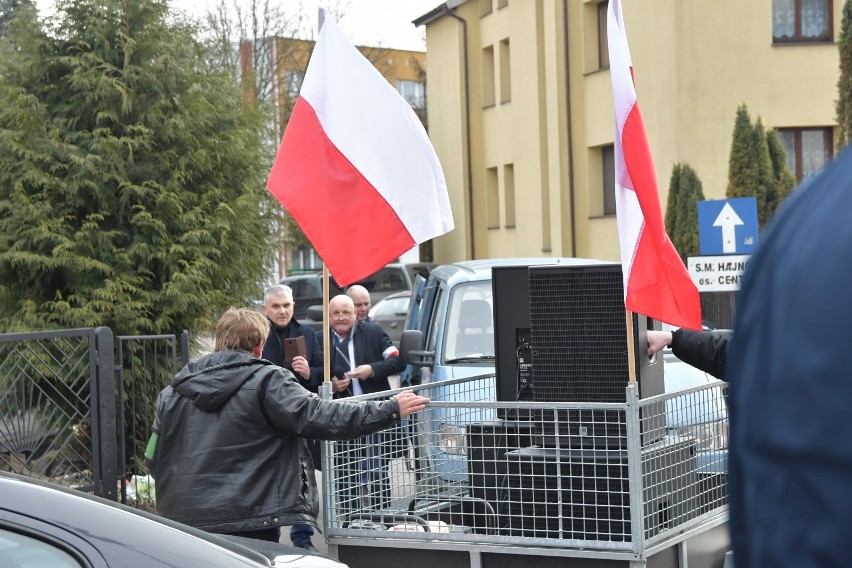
[670, 328, 733, 381]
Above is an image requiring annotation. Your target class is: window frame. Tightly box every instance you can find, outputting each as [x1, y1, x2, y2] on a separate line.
[598, 0, 610, 70]
[772, 0, 833, 44]
[602, 144, 616, 216]
[776, 127, 833, 183]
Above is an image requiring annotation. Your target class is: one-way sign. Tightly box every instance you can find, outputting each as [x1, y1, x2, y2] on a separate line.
[697, 197, 758, 255]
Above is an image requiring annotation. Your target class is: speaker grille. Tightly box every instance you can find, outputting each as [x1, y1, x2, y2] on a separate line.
[529, 265, 628, 403]
[498, 440, 698, 542]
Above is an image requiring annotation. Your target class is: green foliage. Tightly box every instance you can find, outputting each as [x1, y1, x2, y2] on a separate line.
[0, 0, 276, 335]
[726, 104, 775, 227]
[0, 0, 20, 38]
[765, 129, 796, 216]
[665, 163, 705, 264]
[837, 0, 852, 150]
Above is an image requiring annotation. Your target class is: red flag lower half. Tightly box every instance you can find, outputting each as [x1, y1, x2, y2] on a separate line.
[607, 0, 702, 330]
[266, 16, 453, 287]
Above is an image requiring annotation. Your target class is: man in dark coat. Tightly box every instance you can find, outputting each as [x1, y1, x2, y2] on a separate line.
[262, 284, 323, 391]
[329, 294, 405, 397]
[647, 328, 731, 381]
[147, 308, 429, 544]
[328, 294, 406, 510]
[260, 284, 336, 550]
[728, 147, 852, 567]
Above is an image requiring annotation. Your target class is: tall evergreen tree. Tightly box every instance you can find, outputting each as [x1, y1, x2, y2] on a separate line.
[0, 0, 20, 39]
[837, 0, 852, 150]
[752, 117, 776, 227]
[665, 163, 705, 264]
[765, 129, 796, 217]
[726, 105, 774, 227]
[0, 0, 276, 334]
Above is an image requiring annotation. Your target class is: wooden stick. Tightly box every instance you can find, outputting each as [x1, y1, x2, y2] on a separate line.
[625, 309, 637, 383]
[323, 263, 330, 383]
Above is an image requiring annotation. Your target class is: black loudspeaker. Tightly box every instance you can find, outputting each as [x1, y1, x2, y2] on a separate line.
[499, 439, 698, 542]
[527, 264, 664, 446]
[466, 420, 536, 510]
[492, 265, 536, 410]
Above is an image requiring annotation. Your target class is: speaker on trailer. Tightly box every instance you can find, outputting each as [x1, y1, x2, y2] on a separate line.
[466, 420, 536, 510]
[498, 438, 698, 542]
[527, 264, 664, 446]
[492, 265, 536, 413]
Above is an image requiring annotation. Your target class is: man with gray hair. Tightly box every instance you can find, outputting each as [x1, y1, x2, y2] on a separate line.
[261, 284, 323, 391]
[260, 284, 325, 550]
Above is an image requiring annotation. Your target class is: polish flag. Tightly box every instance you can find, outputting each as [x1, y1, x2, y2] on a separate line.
[266, 15, 453, 287]
[607, 0, 701, 330]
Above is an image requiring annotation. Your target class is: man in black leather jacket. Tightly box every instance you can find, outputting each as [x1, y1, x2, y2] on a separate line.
[647, 328, 731, 381]
[146, 307, 429, 543]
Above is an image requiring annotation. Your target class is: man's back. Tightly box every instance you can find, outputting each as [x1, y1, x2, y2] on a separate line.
[729, 148, 852, 567]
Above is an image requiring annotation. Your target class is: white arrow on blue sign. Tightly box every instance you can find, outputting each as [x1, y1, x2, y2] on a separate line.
[697, 197, 758, 256]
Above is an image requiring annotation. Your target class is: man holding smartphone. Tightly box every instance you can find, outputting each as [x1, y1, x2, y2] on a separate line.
[261, 284, 339, 551]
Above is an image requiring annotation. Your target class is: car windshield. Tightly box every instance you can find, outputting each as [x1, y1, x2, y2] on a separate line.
[443, 281, 495, 361]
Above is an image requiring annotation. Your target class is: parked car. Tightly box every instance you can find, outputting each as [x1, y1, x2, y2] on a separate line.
[285, 262, 436, 329]
[367, 291, 411, 345]
[278, 272, 343, 320]
[0, 472, 346, 568]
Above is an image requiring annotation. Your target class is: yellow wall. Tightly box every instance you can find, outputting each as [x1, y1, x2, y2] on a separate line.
[421, 0, 841, 265]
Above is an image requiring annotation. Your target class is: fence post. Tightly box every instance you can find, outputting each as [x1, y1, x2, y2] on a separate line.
[625, 383, 645, 554]
[93, 327, 118, 501]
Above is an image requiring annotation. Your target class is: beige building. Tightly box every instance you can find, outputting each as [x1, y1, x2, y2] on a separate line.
[415, 0, 841, 264]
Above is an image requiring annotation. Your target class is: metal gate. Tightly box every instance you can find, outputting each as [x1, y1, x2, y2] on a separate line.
[0, 327, 187, 504]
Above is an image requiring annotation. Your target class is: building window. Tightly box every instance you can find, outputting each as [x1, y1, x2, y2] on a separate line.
[499, 38, 511, 103]
[504, 164, 515, 227]
[482, 45, 495, 108]
[776, 127, 833, 183]
[487, 167, 499, 229]
[602, 145, 616, 216]
[480, 0, 493, 17]
[396, 80, 425, 109]
[772, 0, 832, 42]
[598, 1, 609, 69]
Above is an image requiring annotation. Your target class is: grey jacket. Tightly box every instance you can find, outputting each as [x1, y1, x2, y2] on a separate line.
[149, 350, 401, 534]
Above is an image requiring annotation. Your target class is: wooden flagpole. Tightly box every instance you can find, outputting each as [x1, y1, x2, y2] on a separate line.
[625, 309, 637, 383]
[319, 7, 329, 385]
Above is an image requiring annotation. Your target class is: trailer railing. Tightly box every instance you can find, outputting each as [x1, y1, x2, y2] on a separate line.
[321, 374, 728, 560]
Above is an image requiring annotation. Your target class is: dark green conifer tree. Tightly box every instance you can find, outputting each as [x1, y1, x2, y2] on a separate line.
[0, 0, 275, 334]
[665, 163, 705, 264]
[726, 105, 775, 228]
[765, 129, 796, 217]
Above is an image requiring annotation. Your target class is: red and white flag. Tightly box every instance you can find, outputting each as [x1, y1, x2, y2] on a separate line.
[607, 0, 701, 330]
[266, 15, 453, 287]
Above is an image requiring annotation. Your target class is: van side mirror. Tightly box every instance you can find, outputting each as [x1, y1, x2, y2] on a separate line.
[399, 330, 434, 367]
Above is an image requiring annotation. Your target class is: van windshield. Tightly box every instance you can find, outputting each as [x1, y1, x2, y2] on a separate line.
[443, 281, 495, 361]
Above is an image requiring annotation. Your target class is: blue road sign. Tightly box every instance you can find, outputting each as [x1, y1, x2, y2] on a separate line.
[697, 197, 758, 255]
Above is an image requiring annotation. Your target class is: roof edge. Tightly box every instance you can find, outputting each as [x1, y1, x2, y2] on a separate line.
[412, 0, 468, 28]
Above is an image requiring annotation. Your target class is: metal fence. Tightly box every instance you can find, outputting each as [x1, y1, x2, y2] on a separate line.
[0, 327, 187, 504]
[322, 374, 728, 557]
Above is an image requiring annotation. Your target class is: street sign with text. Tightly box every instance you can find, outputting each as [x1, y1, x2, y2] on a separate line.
[688, 254, 750, 292]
